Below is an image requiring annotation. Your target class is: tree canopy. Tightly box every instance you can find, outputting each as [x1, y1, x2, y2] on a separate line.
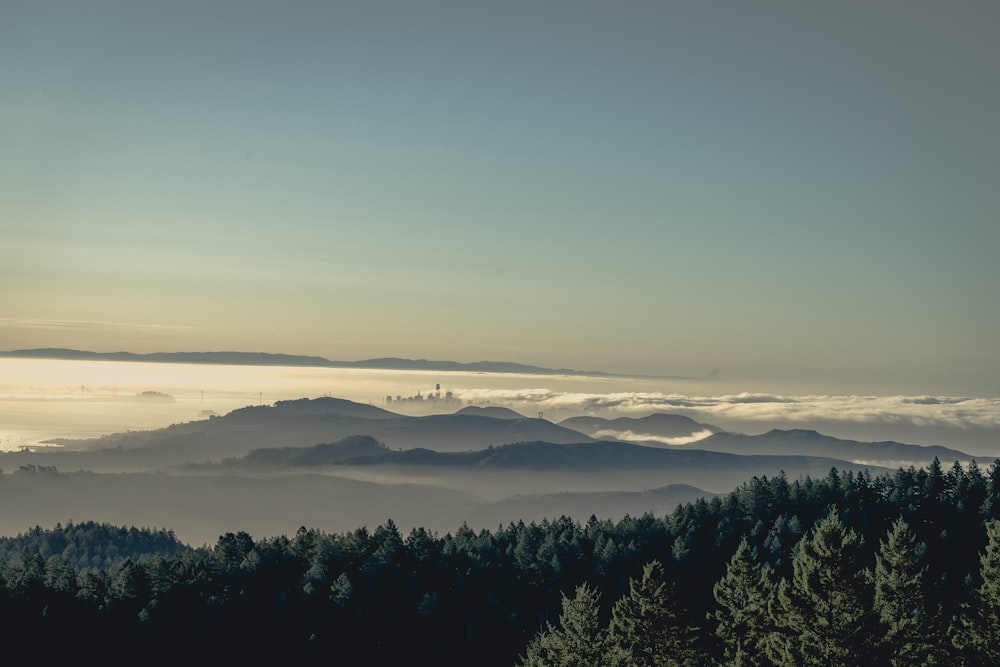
[2, 458, 1000, 664]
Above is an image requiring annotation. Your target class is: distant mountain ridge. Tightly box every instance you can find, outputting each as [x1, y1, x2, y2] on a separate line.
[559, 414, 723, 443]
[7, 397, 595, 470]
[455, 406, 527, 420]
[334, 439, 891, 473]
[232, 435, 390, 468]
[0, 347, 621, 377]
[181, 436, 899, 497]
[10, 397, 972, 475]
[196, 432, 896, 478]
[557, 415, 971, 467]
[682, 428, 971, 466]
[0, 395, 968, 543]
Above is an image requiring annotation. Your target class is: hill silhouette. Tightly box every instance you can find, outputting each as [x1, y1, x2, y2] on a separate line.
[682, 428, 970, 467]
[454, 406, 527, 420]
[0, 397, 965, 546]
[0, 348, 619, 376]
[335, 439, 893, 474]
[559, 413, 722, 443]
[5, 397, 593, 470]
[230, 435, 390, 468]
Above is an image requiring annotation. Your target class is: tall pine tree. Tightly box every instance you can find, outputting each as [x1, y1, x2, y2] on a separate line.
[952, 518, 1000, 665]
[710, 536, 774, 667]
[765, 508, 875, 666]
[873, 518, 944, 665]
[518, 582, 607, 667]
[607, 560, 701, 667]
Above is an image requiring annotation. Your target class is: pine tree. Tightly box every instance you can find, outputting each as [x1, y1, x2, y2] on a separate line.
[979, 519, 1000, 640]
[981, 460, 1000, 519]
[607, 560, 701, 666]
[519, 627, 562, 667]
[952, 518, 1000, 665]
[710, 537, 774, 666]
[517, 582, 607, 667]
[765, 508, 875, 666]
[873, 518, 944, 665]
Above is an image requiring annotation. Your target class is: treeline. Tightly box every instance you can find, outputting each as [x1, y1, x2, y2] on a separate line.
[0, 521, 189, 569]
[1, 458, 999, 664]
[519, 513, 1000, 665]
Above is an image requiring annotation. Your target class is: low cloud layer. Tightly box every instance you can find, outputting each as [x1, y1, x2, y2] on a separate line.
[451, 388, 1000, 433]
[593, 428, 717, 446]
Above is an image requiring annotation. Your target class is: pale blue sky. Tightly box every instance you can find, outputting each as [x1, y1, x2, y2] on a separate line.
[2, 1, 998, 394]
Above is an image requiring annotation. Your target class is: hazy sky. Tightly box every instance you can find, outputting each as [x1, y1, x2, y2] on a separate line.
[2, 1, 998, 395]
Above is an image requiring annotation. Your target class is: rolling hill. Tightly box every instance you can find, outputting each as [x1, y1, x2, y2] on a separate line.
[7, 397, 594, 470]
[679, 429, 971, 467]
[559, 413, 723, 444]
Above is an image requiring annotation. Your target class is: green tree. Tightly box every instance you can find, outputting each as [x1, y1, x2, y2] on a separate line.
[952, 518, 1000, 665]
[710, 537, 774, 666]
[517, 582, 607, 667]
[979, 519, 1000, 650]
[43, 555, 78, 595]
[328, 571, 353, 608]
[214, 530, 256, 571]
[607, 560, 701, 666]
[519, 627, 564, 667]
[368, 519, 404, 569]
[873, 518, 944, 665]
[107, 558, 152, 621]
[3, 551, 46, 600]
[765, 508, 875, 666]
[75, 567, 109, 607]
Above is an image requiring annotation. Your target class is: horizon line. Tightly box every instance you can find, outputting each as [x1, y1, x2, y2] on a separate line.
[0, 347, 704, 381]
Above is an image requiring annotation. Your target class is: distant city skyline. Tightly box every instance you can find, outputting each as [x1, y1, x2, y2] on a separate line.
[3, 1, 998, 397]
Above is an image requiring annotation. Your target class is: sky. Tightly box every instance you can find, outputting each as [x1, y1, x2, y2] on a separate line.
[2, 0, 998, 396]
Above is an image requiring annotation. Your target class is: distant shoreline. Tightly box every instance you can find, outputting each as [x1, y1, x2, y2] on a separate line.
[0, 347, 689, 380]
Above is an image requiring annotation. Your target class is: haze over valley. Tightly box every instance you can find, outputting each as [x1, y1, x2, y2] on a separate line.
[1, 354, 993, 546]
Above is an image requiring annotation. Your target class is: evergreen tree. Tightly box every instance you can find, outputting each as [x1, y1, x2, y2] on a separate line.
[765, 508, 875, 666]
[517, 582, 607, 667]
[710, 537, 773, 666]
[519, 626, 563, 667]
[982, 460, 1000, 519]
[607, 560, 701, 667]
[952, 518, 1000, 665]
[979, 519, 1000, 638]
[43, 555, 78, 595]
[873, 518, 944, 665]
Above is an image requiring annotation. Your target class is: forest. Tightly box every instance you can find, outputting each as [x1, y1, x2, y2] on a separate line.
[2, 457, 1000, 665]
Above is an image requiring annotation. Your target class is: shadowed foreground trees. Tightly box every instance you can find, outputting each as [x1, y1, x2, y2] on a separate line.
[521, 514, 1000, 666]
[2, 459, 1000, 664]
[952, 518, 1000, 664]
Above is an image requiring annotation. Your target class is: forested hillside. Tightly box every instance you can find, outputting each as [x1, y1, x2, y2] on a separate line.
[0, 521, 189, 568]
[2, 458, 1000, 664]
